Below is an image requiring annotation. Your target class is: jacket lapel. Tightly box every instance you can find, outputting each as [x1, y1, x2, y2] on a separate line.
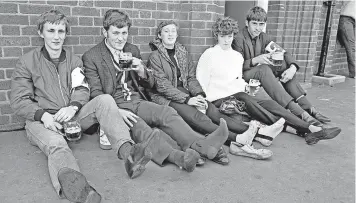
[99, 41, 117, 84]
[243, 27, 255, 59]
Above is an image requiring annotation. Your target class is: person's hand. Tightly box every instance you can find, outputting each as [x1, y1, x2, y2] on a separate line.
[187, 96, 206, 108]
[252, 54, 274, 66]
[280, 65, 297, 83]
[41, 112, 60, 132]
[118, 109, 139, 127]
[245, 85, 261, 96]
[131, 57, 145, 77]
[53, 106, 77, 123]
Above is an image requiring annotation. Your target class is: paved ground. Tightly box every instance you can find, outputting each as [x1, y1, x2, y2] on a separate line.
[0, 79, 355, 203]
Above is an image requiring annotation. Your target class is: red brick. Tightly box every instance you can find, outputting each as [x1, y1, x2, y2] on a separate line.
[138, 44, 151, 53]
[183, 3, 207, 12]
[79, 0, 94, 7]
[79, 17, 93, 26]
[94, 17, 102, 26]
[94, 0, 120, 7]
[94, 36, 104, 44]
[168, 4, 180, 11]
[72, 7, 100, 16]
[48, 0, 78, 6]
[79, 36, 94, 44]
[22, 47, 37, 54]
[29, 0, 47, 4]
[71, 27, 100, 35]
[21, 26, 37, 35]
[0, 115, 10, 125]
[55, 6, 71, 16]
[132, 36, 154, 45]
[6, 90, 10, 101]
[132, 19, 155, 27]
[0, 37, 30, 46]
[186, 45, 210, 53]
[73, 45, 93, 55]
[3, 47, 22, 57]
[0, 15, 28, 25]
[0, 92, 6, 101]
[11, 114, 25, 123]
[0, 80, 11, 90]
[174, 12, 189, 20]
[0, 3, 18, 13]
[134, 1, 156, 10]
[121, 1, 133, 8]
[31, 36, 44, 46]
[190, 12, 212, 21]
[191, 21, 206, 29]
[19, 4, 53, 14]
[157, 3, 167, 11]
[140, 11, 151, 19]
[5, 69, 13, 78]
[68, 17, 79, 26]
[178, 28, 191, 37]
[63, 36, 79, 45]
[0, 70, 4, 79]
[0, 103, 13, 114]
[191, 29, 212, 37]
[138, 28, 150, 36]
[178, 21, 191, 29]
[153, 11, 174, 19]
[2, 26, 20, 36]
[206, 37, 215, 46]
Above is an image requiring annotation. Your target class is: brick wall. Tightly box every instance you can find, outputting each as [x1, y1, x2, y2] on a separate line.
[0, 0, 225, 131]
[267, 0, 348, 83]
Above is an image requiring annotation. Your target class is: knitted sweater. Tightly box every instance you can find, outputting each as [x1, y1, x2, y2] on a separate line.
[196, 45, 247, 102]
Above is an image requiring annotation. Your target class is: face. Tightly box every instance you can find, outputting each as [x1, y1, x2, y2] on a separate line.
[103, 25, 129, 50]
[246, 20, 266, 38]
[217, 33, 234, 50]
[158, 24, 178, 48]
[38, 21, 66, 52]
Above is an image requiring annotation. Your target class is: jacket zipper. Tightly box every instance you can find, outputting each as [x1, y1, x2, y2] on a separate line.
[47, 58, 67, 106]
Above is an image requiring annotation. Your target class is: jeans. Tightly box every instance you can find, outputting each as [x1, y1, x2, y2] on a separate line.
[24, 94, 133, 197]
[338, 15, 355, 78]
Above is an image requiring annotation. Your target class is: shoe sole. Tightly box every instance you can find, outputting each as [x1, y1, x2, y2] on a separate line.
[58, 168, 101, 203]
[230, 150, 272, 160]
[306, 128, 341, 145]
[99, 143, 112, 150]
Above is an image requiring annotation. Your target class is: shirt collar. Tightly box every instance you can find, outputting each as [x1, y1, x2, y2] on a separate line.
[41, 46, 66, 62]
[105, 38, 125, 55]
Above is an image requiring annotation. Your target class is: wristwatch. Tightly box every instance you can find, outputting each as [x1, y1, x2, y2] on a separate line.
[71, 105, 79, 112]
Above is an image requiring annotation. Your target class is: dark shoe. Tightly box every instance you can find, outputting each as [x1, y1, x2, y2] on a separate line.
[305, 127, 341, 145]
[58, 168, 101, 203]
[125, 132, 159, 179]
[302, 112, 323, 127]
[309, 107, 331, 123]
[211, 147, 229, 165]
[196, 157, 206, 166]
[183, 149, 200, 172]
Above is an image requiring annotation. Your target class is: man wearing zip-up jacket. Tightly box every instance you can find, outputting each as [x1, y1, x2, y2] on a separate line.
[10, 10, 162, 203]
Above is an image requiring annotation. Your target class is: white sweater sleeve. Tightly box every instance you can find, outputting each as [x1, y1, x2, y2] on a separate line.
[196, 49, 212, 94]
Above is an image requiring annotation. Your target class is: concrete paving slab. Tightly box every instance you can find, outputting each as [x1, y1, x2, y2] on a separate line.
[0, 78, 355, 203]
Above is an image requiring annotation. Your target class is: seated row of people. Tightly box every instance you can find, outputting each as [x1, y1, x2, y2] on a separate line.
[10, 7, 341, 203]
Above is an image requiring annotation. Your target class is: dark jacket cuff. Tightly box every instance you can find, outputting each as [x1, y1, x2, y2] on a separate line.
[69, 101, 83, 111]
[196, 92, 206, 98]
[184, 96, 191, 104]
[34, 109, 46, 121]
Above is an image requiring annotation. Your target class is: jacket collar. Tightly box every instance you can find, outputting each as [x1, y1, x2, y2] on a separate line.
[41, 46, 66, 62]
[242, 26, 262, 58]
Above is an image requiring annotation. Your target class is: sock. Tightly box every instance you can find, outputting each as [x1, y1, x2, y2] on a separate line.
[118, 142, 132, 160]
[286, 101, 305, 116]
[190, 118, 228, 159]
[296, 95, 312, 110]
[257, 118, 285, 139]
[308, 125, 322, 133]
[235, 122, 258, 146]
[285, 125, 297, 134]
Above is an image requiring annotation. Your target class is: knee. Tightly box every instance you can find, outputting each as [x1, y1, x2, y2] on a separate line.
[48, 137, 71, 155]
[161, 105, 179, 117]
[235, 92, 249, 101]
[258, 65, 273, 76]
[96, 94, 116, 107]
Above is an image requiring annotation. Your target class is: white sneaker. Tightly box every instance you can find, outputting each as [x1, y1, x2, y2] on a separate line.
[253, 118, 285, 146]
[99, 127, 112, 150]
[254, 137, 273, 147]
[229, 142, 273, 160]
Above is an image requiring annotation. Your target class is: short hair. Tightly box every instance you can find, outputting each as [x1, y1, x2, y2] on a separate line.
[212, 17, 239, 38]
[155, 20, 179, 39]
[103, 9, 131, 31]
[37, 9, 69, 34]
[246, 6, 267, 22]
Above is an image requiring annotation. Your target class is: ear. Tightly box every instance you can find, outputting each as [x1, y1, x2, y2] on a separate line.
[102, 28, 108, 38]
[38, 30, 44, 38]
[158, 33, 162, 39]
[245, 20, 248, 27]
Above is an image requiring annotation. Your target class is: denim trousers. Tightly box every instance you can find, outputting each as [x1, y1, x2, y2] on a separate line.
[24, 94, 133, 197]
[338, 15, 355, 77]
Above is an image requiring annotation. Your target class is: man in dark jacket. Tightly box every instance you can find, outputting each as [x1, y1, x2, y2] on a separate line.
[233, 6, 330, 126]
[10, 10, 161, 203]
[83, 9, 229, 171]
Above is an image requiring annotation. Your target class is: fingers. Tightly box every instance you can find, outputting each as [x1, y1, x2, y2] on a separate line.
[123, 117, 134, 127]
[45, 123, 58, 132]
[54, 122, 63, 130]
